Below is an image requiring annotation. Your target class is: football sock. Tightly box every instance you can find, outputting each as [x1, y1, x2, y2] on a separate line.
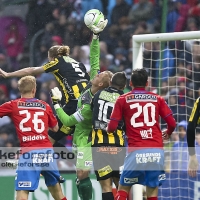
[102, 192, 114, 200]
[147, 197, 158, 200]
[53, 141, 76, 165]
[114, 190, 128, 200]
[77, 177, 92, 200]
[61, 197, 67, 200]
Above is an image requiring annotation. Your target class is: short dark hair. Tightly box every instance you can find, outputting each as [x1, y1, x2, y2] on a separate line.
[111, 72, 127, 90]
[131, 68, 148, 87]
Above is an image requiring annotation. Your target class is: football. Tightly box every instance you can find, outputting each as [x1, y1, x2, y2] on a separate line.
[84, 9, 105, 29]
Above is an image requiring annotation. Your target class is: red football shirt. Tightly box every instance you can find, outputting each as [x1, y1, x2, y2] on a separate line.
[0, 98, 57, 149]
[110, 88, 172, 149]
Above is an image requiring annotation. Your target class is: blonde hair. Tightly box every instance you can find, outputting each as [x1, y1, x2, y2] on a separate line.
[18, 76, 36, 94]
[48, 45, 70, 58]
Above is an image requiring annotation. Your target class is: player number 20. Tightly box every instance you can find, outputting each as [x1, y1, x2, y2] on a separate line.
[130, 103, 156, 127]
[19, 110, 45, 133]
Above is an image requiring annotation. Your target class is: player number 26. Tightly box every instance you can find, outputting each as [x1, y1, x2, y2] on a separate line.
[19, 110, 45, 133]
[130, 103, 156, 128]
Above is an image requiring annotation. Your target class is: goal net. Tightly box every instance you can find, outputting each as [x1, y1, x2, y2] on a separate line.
[132, 31, 200, 200]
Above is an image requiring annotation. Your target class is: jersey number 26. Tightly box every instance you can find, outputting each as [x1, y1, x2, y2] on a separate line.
[19, 110, 45, 133]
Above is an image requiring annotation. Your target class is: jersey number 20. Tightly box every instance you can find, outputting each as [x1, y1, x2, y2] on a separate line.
[130, 103, 156, 127]
[19, 110, 45, 133]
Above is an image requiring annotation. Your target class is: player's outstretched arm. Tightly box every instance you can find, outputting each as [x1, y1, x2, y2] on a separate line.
[51, 87, 92, 127]
[51, 87, 78, 127]
[89, 19, 108, 80]
[89, 35, 100, 80]
[0, 67, 44, 78]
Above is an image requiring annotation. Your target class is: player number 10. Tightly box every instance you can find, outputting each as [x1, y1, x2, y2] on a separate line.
[130, 103, 156, 127]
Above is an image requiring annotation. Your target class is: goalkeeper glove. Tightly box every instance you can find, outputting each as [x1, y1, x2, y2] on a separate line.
[91, 19, 108, 35]
[50, 87, 62, 109]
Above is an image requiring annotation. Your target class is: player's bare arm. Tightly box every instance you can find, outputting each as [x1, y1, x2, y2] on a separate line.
[0, 66, 44, 78]
[49, 123, 59, 132]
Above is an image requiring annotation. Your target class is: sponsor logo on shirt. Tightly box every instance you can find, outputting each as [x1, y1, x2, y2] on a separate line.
[18, 181, 31, 187]
[124, 177, 138, 184]
[99, 91, 120, 103]
[126, 94, 157, 103]
[22, 135, 46, 142]
[18, 102, 46, 110]
[140, 128, 153, 139]
[77, 152, 84, 159]
[85, 161, 93, 167]
[136, 152, 161, 164]
[97, 147, 122, 155]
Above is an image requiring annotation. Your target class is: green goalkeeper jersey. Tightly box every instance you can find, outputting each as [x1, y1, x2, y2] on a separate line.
[55, 38, 100, 147]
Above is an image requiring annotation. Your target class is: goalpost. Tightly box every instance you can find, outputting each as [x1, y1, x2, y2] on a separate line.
[132, 31, 200, 200]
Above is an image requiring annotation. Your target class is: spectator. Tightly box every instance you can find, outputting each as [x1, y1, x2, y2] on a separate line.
[0, 53, 10, 74]
[63, 20, 78, 49]
[128, 0, 154, 25]
[9, 78, 20, 100]
[53, 13, 67, 39]
[174, 2, 190, 32]
[186, 17, 198, 31]
[36, 22, 56, 65]
[154, 42, 175, 84]
[52, 0, 74, 20]
[0, 85, 9, 105]
[177, 77, 186, 106]
[108, 47, 127, 72]
[166, 1, 180, 32]
[110, 0, 130, 25]
[26, 0, 55, 39]
[171, 120, 188, 171]
[104, 25, 121, 55]
[3, 23, 24, 70]
[51, 35, 63, 46]
[188, 0, 200, 26]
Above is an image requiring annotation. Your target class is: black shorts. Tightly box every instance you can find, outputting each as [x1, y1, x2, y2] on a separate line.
[48, 100, 78, 141]
[92, 146, 126, 181]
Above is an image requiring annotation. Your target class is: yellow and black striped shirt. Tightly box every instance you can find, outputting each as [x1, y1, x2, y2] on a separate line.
[187, 97, 200, 155]
[42, 56, 89, 104]
[91, 87, 124, 147]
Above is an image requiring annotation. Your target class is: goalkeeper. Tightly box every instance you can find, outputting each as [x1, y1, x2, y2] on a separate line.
[51, 22, 113, 200]
[187, 97, 200, 177]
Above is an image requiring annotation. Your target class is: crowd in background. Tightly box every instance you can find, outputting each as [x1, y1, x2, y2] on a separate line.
[0, 0, 200, 171]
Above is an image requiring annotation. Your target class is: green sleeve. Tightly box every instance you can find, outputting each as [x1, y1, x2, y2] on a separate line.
[76, 104, 92, 121]
[89, 39, 100, 80]
[55, 104, 92, 126]
[56, 108, 78, 127]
